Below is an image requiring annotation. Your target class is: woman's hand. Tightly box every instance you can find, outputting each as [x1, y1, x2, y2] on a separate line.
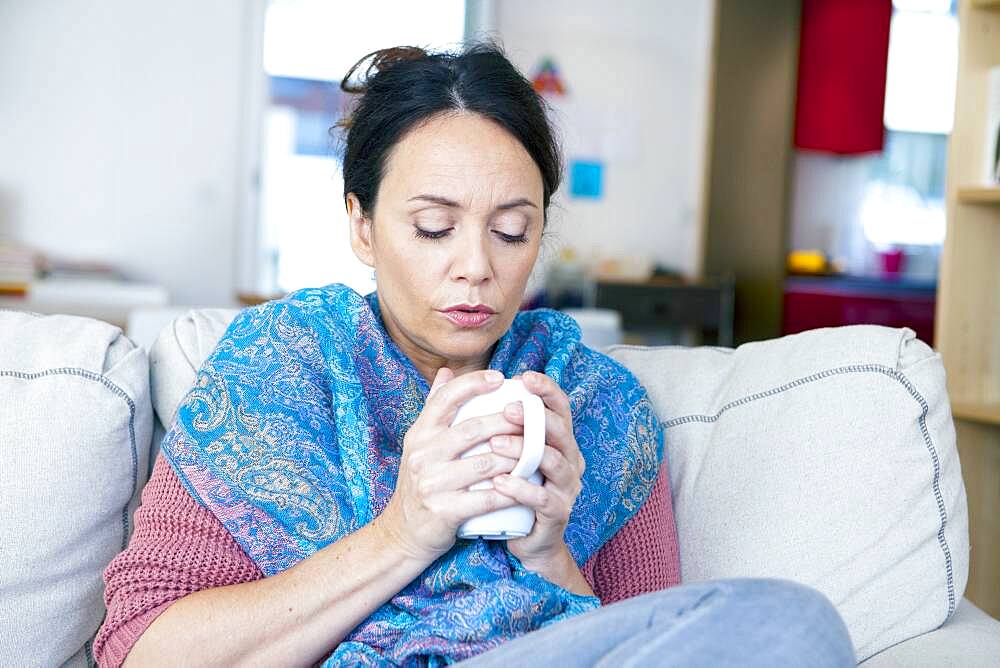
[380, 367, 524, 563]
[489, 370, 587, 579]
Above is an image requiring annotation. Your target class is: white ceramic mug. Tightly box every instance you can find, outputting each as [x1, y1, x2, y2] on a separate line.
[453, 379, 545, 540]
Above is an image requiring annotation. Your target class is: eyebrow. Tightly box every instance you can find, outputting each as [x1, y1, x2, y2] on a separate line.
[407, 194, 538, 211]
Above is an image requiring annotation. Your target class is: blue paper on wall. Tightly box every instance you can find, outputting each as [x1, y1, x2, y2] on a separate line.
[570, 160, 604, 199]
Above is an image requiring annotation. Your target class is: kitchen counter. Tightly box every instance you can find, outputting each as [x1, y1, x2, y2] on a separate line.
[782, 273, 937, 346]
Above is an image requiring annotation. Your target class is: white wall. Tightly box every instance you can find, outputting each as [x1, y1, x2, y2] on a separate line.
[0, 0, 716, 304]
[788, 152, 944, 281]
[493, 0, 716, 278]
[788, 153, 875, 276]
[0, 0, 250, 306]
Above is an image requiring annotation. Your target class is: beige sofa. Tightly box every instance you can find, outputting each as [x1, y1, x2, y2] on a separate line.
[2, 307, 998, 666]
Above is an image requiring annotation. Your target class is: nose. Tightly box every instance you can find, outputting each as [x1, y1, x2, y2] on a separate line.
[449, 225, 493, 286]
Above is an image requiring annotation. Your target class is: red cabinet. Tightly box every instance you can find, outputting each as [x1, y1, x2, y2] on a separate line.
[782, 276, 936, 346]
[794, 0, 893, 154]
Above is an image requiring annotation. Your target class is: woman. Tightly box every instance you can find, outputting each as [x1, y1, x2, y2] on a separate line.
[95, 42, 854, 666]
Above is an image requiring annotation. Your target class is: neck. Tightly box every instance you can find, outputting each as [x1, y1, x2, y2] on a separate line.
[376, 301, 493, 386]
[399, 339, 494, 386]
[420, 355, 492, 385]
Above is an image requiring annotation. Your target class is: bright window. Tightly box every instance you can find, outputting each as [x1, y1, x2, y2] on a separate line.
[860, 0, 957, 248]
[259, 0, 467, 294]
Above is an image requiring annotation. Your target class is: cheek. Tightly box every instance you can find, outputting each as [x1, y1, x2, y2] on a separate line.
[497, 245, 540, 284]
[378, 234, 443, 278]
[380, 245, 450, 309]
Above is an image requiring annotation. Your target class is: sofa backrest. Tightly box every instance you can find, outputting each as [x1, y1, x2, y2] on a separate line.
[147, 310, 968, 662]
[0, 310, 153, 667]
[605, 326, 968, 661]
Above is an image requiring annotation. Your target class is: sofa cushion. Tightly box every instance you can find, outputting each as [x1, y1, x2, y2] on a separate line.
[149, 312, 971, 662]
[146, 308, 237, 458]
[860, 598, 1000, 667]
[0, 310, 153, 667]
[606, 325, 969, 662]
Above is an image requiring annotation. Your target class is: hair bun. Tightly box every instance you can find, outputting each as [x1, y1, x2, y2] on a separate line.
[341, 46, 429, 94]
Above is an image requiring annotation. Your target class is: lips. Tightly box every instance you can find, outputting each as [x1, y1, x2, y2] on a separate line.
[440, 304, 497, 329]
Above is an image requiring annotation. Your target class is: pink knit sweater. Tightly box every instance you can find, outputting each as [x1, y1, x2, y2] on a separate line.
[95, 454, 681, 667]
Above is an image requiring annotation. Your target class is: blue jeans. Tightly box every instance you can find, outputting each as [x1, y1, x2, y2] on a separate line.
[459, 578, 856, 667]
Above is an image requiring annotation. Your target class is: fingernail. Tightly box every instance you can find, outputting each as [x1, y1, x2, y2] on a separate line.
[491, 435, 508, 448]
[505, 402, 523, 415]
[485, 370, 504, 383]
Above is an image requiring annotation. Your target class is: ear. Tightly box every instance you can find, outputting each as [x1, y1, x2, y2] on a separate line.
[347, 193, 375, 267]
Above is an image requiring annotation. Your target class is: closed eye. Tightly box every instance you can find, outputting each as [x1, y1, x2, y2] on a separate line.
[413, 227, 528, 245]
[495, 231, 528, 244]
[414, 227, 452, 240]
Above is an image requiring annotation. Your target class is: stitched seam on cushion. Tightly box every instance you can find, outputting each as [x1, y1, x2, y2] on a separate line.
[0, 367, 139, 551]
[171, 312, 201, 374]
[660, 362, 956, 619]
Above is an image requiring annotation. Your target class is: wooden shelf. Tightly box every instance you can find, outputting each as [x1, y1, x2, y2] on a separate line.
[956, 187, 1000, 204]
[952, 401, 1000, 425]
[939, 0, 1000, 619]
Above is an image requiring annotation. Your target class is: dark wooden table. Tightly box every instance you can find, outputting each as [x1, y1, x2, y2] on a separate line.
[594, 274, 736, 347]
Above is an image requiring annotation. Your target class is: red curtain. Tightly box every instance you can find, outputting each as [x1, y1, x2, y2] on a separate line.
[794, 0, 893, 155]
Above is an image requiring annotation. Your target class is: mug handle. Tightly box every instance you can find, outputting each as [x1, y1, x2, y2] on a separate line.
[509, 393, 545, 479]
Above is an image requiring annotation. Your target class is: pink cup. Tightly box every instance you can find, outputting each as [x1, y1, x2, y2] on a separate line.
[878, 248, 905, 276]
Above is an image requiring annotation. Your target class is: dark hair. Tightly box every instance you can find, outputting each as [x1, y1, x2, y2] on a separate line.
[334, 41, 562, 223]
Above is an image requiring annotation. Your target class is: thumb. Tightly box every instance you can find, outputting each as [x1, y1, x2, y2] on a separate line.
[429, 366, 454, 396]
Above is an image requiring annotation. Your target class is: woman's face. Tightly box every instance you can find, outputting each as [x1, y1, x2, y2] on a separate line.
[347, 112, 545, 380]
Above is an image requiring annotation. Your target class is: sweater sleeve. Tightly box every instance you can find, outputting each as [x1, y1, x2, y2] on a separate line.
[93, 453, 264, 668]
[581, 465, 681, 605]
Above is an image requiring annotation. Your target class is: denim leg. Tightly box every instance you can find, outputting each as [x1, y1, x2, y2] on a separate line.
[459, 577, 856, 667]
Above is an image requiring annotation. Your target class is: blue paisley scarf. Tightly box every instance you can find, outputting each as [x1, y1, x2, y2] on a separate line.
[161, 283, 664, 666]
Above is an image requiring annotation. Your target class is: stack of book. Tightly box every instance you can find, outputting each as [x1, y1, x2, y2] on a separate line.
[0, 242, 36, 296]
[37, 256, 125, 281]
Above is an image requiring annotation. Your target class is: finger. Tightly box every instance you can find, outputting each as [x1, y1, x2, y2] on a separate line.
[493, 474, 564, 519]
[489, 434, 523, 460]
[444, 412, 524, 459]
[504, 402, 577, 458]
[409, 413, 522, 472]
[420, 452, 518, 493]
[427, 488, 521, 526]
[428, 366, 455, 398]
[534, 445, 580, 490]
[503, 406, 587, 478]
[521, 370, 571, 418]
[422, 369, 505, 426]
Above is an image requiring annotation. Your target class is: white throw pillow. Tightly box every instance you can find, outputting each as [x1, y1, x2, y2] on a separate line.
[606, 325, 969, 662]
[0, 311, 153, 667]
[147, 308, 237, 460]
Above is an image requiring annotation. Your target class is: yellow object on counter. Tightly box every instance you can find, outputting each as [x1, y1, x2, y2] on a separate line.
[787, 249, 828, 274]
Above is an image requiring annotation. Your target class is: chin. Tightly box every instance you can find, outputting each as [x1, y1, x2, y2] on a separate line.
[433, 322, 505, 357]
[439, 332, 498, 357]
